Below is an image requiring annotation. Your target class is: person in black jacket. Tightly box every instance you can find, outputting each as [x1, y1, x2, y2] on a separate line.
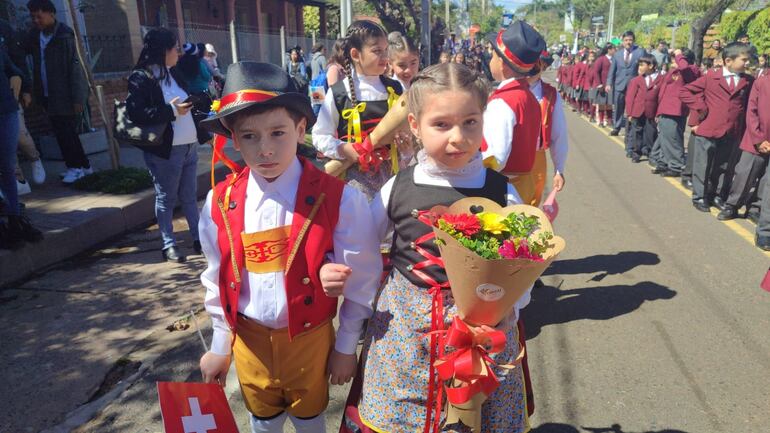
[125, 28, 201, 263]
[24, 0, 90, 184]
[0, 50, 43, 248]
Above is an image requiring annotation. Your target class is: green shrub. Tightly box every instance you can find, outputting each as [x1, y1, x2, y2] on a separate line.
[747, 8, 770, 54]
[72, 167, 154, 194]
[719, 10, 759, 43]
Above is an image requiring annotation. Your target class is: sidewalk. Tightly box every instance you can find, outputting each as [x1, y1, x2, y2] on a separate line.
[1, 143, 241, 288]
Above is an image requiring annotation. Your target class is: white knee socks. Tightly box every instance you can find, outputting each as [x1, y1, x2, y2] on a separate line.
[290, 413, 326, 433]
[250, 412, 287, 433]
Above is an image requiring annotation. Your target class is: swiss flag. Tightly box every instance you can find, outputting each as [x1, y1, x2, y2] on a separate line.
[157, 382, 240, 433]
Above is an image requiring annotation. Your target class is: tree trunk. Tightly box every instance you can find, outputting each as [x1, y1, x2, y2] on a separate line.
[689, 0, 735, 64]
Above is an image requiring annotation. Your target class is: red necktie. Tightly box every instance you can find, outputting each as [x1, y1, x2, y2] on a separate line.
[728, 75, 735, 92]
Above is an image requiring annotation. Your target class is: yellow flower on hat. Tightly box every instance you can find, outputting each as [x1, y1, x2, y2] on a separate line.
[478, 212, 508, 235]
[210, 99, 221, 113]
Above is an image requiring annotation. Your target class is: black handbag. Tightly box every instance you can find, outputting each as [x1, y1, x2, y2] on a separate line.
[113, 99, 168, 147]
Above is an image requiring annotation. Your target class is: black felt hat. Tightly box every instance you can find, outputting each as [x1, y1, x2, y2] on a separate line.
[487, 20, 546, 74]
[201, 61, 315, 137]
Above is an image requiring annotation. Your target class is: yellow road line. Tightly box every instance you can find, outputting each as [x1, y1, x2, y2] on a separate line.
[579, 114, 770, 258]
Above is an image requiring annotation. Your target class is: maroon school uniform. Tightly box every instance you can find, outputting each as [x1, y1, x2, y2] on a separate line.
[680, 67, 754, 139]
[656, 55, 702, 117]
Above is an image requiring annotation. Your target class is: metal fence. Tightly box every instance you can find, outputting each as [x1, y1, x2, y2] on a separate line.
[84, 34, 134, 73]
[140, 25, 336, 73]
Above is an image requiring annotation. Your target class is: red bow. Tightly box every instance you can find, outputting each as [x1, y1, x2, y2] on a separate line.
[352, 136, 390, 172]
[434, 317, 507, 404]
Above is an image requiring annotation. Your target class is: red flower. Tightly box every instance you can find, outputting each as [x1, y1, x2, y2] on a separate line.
[441, 213, 481, 236]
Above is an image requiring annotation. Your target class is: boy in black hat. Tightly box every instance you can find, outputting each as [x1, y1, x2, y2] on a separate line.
[197, 62, 381, 433]
[482, 20, 547, 206]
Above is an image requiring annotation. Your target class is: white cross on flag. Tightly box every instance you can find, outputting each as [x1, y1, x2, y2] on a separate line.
[157, 382, 239, 433]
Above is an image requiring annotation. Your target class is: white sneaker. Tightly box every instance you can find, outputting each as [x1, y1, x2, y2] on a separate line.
[17, 179, 32, 195]
[83, 166, 94, 176]
[62, 168, 85, 184]
[31, 160, 46, 184]
[60, 167, 77, 178]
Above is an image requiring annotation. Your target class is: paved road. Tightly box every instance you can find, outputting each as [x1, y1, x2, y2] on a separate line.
[3, 107, 769, 433]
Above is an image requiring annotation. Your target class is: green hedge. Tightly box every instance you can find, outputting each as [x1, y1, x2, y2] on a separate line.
[719, 10, 761, 44]
[747, 8, 770, 54]
[72, 167, 154, 194]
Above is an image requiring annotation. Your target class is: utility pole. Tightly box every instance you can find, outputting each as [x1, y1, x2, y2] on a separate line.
[340, 0, 347, 37]
[481, 0, 486, 17]
[421, 0, 431, 65]
[607, 0, 615, 42]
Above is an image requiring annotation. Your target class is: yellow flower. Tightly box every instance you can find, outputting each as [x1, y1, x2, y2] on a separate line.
[477, 212, 508, 235]
[210, 99, 221, 113]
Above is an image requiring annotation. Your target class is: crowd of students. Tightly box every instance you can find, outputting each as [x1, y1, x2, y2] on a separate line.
[556, 31, 770, 251]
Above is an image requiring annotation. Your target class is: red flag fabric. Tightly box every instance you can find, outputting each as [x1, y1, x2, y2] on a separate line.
[760, 269, 770, 293]
[157, 382, 239, 433]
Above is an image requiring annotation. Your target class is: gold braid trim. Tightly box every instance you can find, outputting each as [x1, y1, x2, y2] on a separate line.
[285, 192, 326, 275]
[216, 196, 242, 284]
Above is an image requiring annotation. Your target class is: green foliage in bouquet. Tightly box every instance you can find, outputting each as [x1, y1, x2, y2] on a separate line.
[435, 211, 554, 261]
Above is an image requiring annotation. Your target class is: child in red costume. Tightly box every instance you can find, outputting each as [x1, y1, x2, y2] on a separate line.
[197, 62, 382, 433]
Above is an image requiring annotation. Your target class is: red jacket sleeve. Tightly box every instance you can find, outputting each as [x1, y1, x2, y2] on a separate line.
[625, 78, 638, 117]
[680, 74, 708, 118]
[744, 79, 765, 148]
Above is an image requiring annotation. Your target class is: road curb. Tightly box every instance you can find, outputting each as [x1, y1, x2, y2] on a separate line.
[0, 162, 240, 289]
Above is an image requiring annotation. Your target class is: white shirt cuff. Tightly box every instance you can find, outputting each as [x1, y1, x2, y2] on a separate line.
[210, 328, 233, 356]
[334, 328, 361, 355]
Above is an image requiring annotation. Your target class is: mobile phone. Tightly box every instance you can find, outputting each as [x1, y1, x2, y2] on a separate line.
[183, 94, 201, 105]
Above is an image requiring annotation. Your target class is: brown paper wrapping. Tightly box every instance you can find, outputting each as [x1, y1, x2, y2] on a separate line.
[323, 93, 410, 177]
[431, 197, 566, 327]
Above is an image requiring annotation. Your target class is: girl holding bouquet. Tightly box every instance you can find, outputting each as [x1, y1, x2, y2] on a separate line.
[312, 20, 404, 199]
[327, 62, 533, 433]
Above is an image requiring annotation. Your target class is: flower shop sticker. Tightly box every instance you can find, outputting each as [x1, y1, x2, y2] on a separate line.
[475, 284, 505, 302]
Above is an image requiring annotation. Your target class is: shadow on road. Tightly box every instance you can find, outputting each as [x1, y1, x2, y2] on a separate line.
[530, 423, 690, 433]
[522, 281, 676, 339]
[544, 251, 661, 282]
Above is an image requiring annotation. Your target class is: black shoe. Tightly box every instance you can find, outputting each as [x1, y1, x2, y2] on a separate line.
[7, 215, 43, 243]
[681, 178, 693, 190]
[626, 152, 633, 159]
[162, 246, 186, 263]
[193, 240, 203, 255]
[610, 129, 620, 136]
[692, 199, 711, 212]
[0, 220, 24, 250]
[756, 235, 770, 251]
[712, 196, 726, 211]
[661, 169, 682, 178]
[747, 210, 760, 224]
[631, 155, 641, 163]
[651, 166, 667, 174]
[717, 205, 737, 221]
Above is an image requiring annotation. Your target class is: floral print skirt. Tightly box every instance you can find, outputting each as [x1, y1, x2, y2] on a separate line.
[358, 271, 529, 433]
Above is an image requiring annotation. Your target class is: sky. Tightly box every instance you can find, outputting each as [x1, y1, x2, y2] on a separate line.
[493, 0, 535, 13]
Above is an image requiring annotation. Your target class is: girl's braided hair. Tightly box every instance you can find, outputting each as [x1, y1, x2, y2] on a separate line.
[407, 62, 489, 119]
[342, 20, 387, 107]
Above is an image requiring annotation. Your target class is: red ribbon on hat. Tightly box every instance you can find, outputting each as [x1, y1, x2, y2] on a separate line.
[496, 31, 536, 71]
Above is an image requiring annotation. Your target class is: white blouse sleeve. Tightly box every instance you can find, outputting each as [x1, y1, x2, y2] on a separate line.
[333, 185, 384, 354]
[199, 189, 234, 356]
[312, 86, 344, 160]
[549, 93, 569, 175]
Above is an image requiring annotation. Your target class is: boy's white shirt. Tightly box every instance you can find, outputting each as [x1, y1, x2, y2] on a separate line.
[482, 77, 519, 170]
[529, 79, 568, 174]
[200, 157, 383, 356]
[370, 152, 532, 322]
[312, 72, 390, 160]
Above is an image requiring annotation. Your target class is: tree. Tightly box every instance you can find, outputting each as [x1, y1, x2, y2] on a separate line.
[304, 6, 321, 37]
[688, 0, 737, 63]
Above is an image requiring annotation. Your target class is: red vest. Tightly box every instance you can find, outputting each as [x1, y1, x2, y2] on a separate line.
[211, 157, 344, 340]
[539, 82, 557, 150]
[489, 79, 542, 173]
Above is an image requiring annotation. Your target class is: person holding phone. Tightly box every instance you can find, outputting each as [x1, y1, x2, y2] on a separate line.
[126, 28, 201, 263]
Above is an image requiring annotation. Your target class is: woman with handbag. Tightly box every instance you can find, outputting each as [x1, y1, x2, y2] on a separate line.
[125, 28, 201, 263]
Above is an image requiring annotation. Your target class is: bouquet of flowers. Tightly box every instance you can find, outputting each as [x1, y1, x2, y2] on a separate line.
[430, 197, 565, 327]
[426, 197, 565, 431]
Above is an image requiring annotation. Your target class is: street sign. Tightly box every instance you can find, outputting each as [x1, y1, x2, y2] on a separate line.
[591, 16, 604, 23]
[640, 13, 659, 22]
[157, 382, 239, 433]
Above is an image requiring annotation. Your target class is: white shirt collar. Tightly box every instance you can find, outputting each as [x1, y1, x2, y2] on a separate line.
[416, 150, 484, 183]
[722, 67, 738, 78]
[248, 157, 302, 208]
[497, 77, 519, 89]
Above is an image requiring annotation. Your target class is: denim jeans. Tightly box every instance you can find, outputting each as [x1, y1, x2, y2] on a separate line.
[143, 143, 200, 249]
[0, 111, 20, 216]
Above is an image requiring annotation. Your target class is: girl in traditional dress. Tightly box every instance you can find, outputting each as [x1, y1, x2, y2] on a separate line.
[312, 20, 404, 199]
[357, 62, 531, 433]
